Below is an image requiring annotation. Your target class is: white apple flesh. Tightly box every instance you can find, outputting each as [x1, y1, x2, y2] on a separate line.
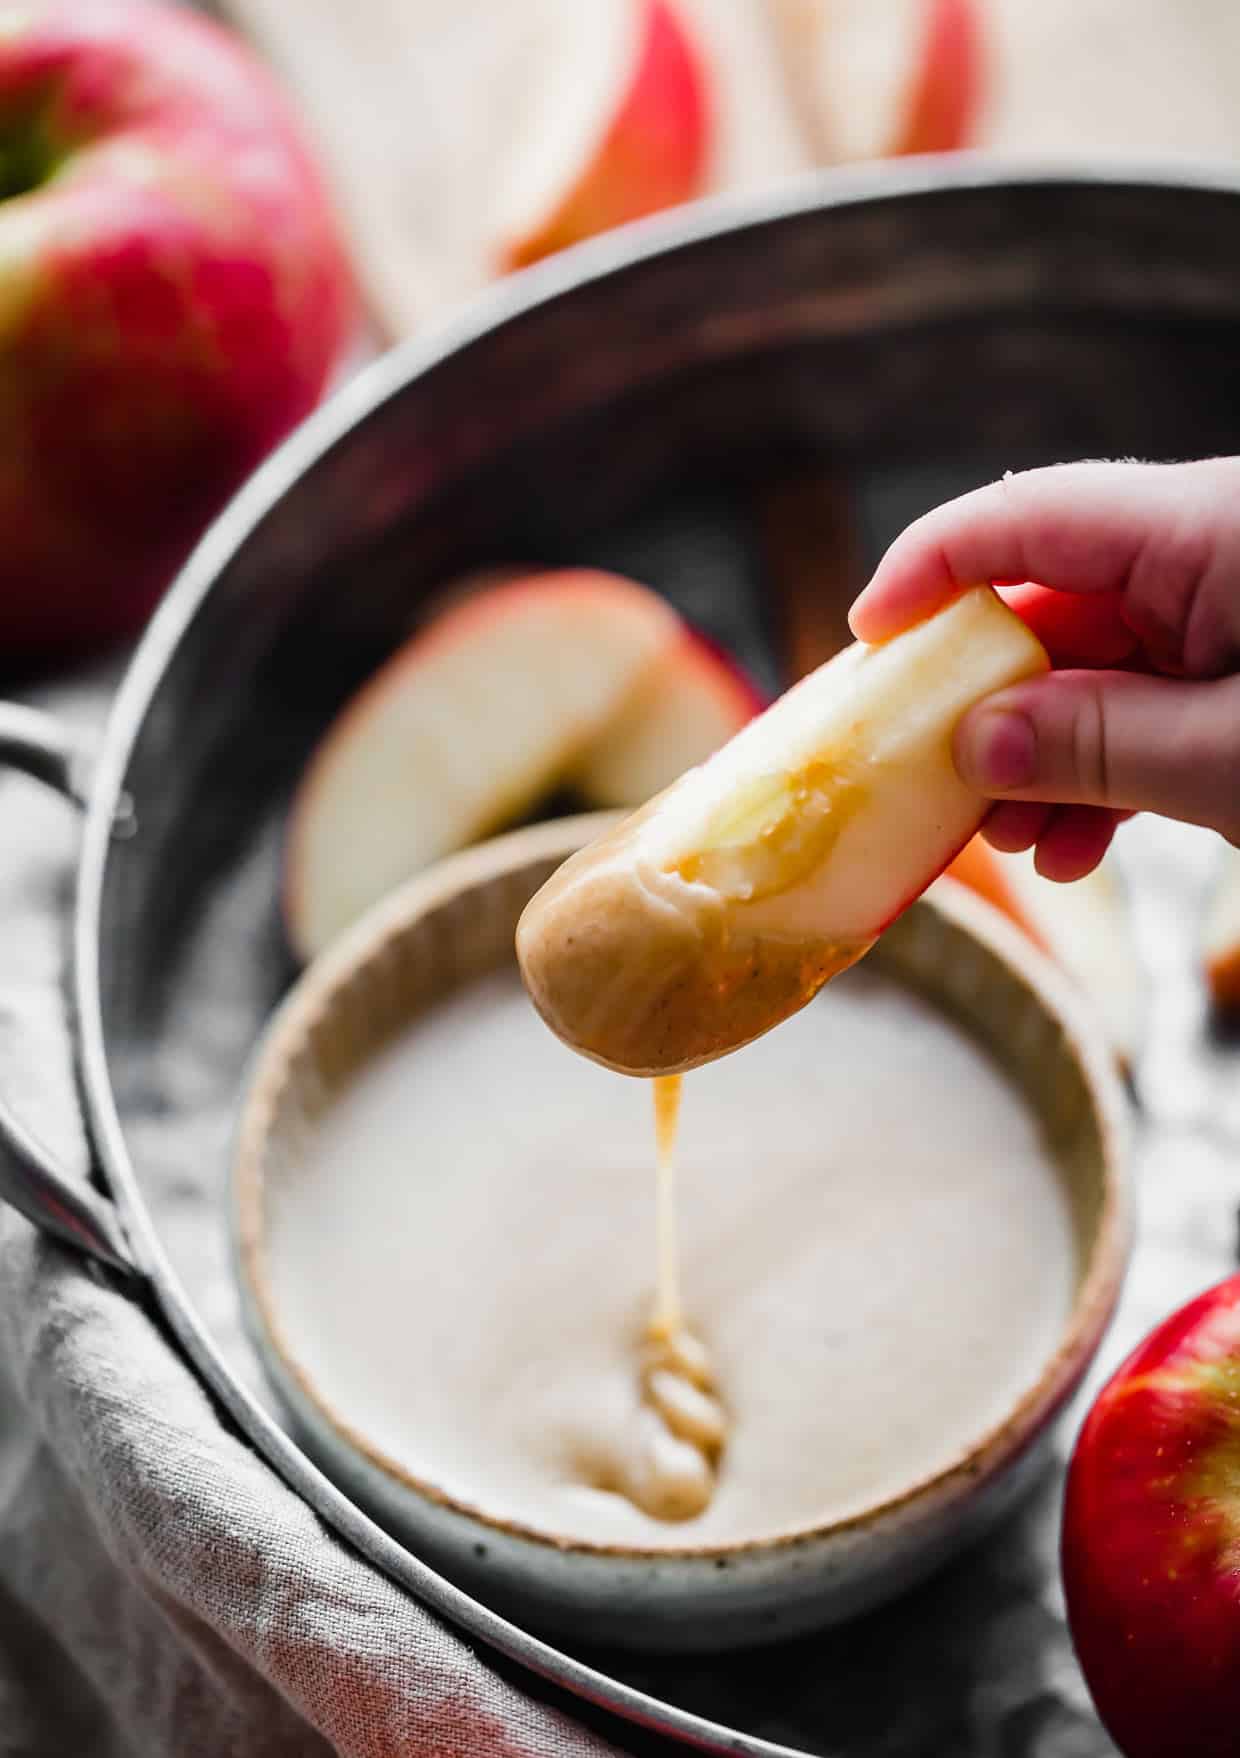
[770, 0, 983, 164]
[285, 572, 679, 961]
[494, 0, 709, 273]
[516, 586, 1050, 1075]
[573, 630, 762, 807]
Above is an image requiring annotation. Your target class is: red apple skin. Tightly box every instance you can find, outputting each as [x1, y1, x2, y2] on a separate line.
[679, 626, 768, 719]
[888, 0, 983, 158]
[1063, 1275, 1240, 1758]
[0, 1, 353, 657]
[499, 0, 709, 272]
[999, 582, 1141, 669]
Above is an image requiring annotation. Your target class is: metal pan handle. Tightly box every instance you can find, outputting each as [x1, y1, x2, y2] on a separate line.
[0, 704, 136, 1275]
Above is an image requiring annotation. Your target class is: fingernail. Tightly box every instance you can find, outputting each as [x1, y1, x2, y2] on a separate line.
[956, 707, 1036, 791]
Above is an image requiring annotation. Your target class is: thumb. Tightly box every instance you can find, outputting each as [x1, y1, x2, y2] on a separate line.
[953, 670, 1240, 844]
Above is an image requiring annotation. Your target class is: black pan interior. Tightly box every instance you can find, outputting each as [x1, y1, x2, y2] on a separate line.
[91, 177, 1240, 1751]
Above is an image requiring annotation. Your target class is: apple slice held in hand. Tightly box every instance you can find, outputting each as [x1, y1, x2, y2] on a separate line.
[517, 585, 1050, 1077]
[494, 0, 709, 272]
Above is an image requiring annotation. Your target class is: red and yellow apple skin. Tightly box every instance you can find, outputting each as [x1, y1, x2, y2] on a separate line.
[888, 0, 983, 158]
[1063, 1275, 1240, 1758]
[0, 1, 353, 656]
[497, 0, 709, 272]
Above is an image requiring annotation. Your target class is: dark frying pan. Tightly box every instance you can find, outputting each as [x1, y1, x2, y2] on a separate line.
[3, 161, 1240, 1755]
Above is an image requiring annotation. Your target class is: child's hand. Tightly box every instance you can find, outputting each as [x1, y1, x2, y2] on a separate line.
[849, 459, 1240, 880]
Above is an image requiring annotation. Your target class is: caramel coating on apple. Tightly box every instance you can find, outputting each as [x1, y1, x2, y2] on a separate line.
[673, 748, 867, 900]
[515, 810, 869, 1077]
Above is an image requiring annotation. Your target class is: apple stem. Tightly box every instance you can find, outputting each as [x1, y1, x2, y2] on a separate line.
[0, 121, 59, 204]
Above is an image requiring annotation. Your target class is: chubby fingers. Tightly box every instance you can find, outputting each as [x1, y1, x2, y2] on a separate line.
[982, 802, 1126, 882]
[1028, 808, 1125, 882]
[850, 458, 1240, 677]
[954, 669, 1240, 844]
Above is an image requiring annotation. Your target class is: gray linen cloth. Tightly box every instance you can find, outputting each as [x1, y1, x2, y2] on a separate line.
[0, 681, 619, 1758]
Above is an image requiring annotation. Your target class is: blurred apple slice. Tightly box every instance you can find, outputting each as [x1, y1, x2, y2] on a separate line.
[494, 0, 709, 272]
[770, 0, 983, 164]
[517, 585, 1049, 1076]
[285, 571, 679, 961]
[575, 632, 762, 807]
[1204, 844, 1240, 1020]
[887, 0, 984, 156]
[938, 838, 1143, 1067]
[234, 0, 711, 328]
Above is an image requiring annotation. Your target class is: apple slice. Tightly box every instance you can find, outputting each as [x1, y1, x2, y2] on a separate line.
[235, 0, 712, 329]
[517, 585, 1049, 1076]
[494, 0, 709, 273]
[285, 571, 679, 961]
[770, 0, 983, 165]
[574, 631, 763, 807]
[937, 839, 1143, 1066]
[1203, 844, 1240, 1019]
[887, 0, 984, 157]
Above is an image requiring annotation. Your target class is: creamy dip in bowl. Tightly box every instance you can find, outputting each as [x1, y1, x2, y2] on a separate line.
[232, 814, 1129, 1651]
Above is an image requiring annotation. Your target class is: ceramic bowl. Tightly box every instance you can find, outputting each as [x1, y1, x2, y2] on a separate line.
[232, 812, 1129, 1652]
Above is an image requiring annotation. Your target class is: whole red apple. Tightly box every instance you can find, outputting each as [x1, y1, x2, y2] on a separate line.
[1063, 1273, 1240, 1758]
[0, 0, 353, 657]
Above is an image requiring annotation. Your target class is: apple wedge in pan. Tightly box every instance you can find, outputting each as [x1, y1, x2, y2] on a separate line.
[572, 630, 763, 808]
[286, 572, 674, 959]
[284, 569, 758, 960]
[517, 586, 1050, 1076]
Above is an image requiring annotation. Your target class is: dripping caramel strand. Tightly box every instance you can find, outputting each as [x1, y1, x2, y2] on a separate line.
[651, 1073, 684, 1339]
[619, 1077, 728, 1522]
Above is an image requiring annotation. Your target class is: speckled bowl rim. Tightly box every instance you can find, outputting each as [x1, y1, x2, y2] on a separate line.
[233, 811, 1132, 1563]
